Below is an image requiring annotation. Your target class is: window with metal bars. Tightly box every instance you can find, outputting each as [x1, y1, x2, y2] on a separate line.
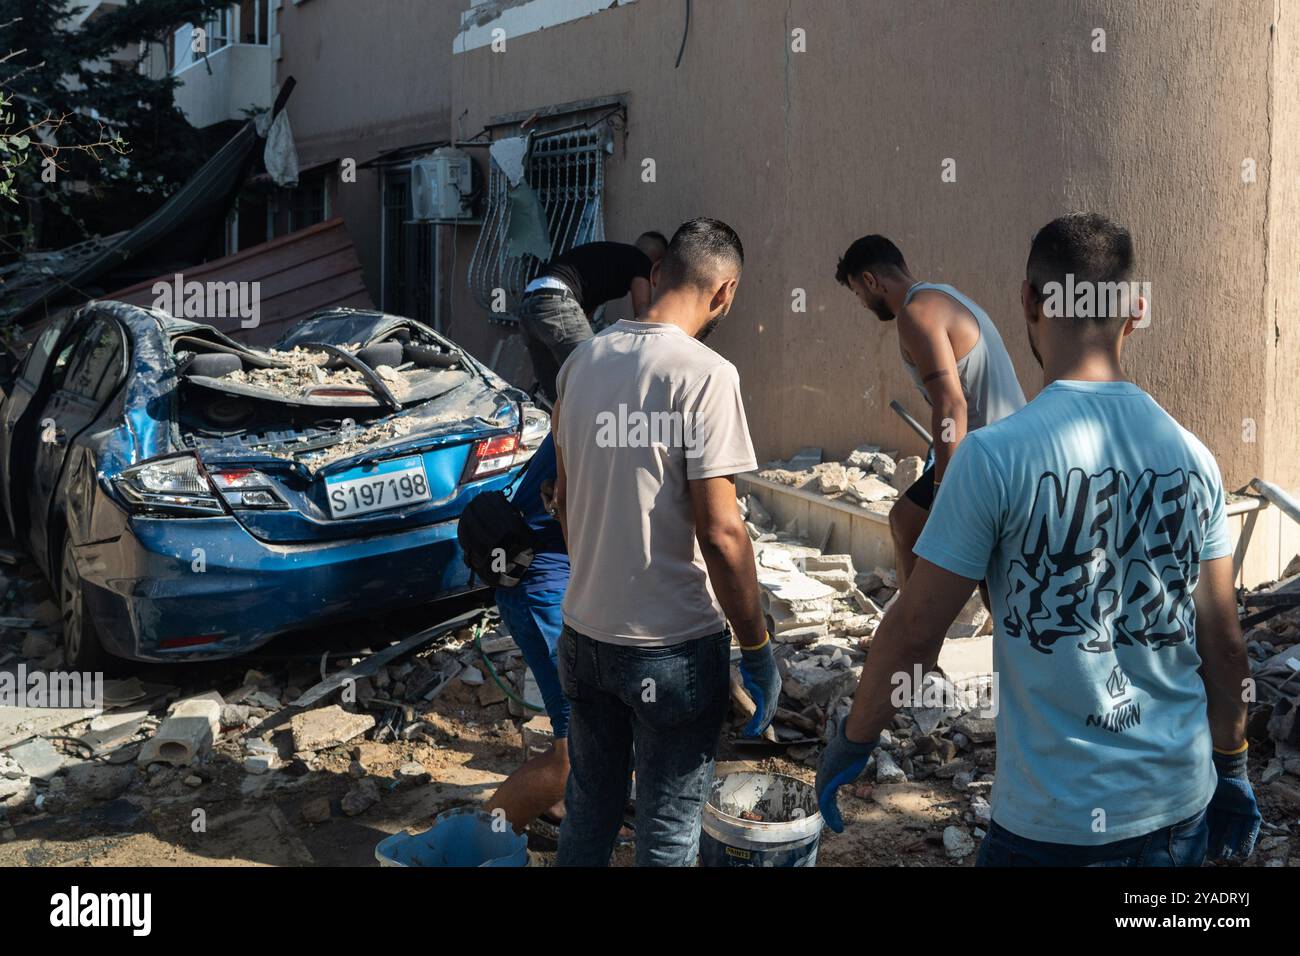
[468, 126, 611, 323]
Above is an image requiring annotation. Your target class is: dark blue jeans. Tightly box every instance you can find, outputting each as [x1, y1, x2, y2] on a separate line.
[555, 626, 730, 867]
[516, 291, 591, 404]
[976, 808, 1209, 867]
[494, 585, 569, 738]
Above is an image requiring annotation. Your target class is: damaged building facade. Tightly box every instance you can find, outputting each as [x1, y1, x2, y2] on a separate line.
[262, 0, 1300, 587]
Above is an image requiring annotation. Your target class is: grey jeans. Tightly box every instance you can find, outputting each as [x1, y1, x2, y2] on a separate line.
[516, 291, 591, 403]
[555, 626, 731, 867]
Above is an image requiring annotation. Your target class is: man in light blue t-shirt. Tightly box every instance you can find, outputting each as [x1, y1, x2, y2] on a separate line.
[817, 213, 1261, 866]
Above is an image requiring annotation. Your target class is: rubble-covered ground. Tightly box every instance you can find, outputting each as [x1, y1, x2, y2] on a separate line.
[2, 494, 1299, 865]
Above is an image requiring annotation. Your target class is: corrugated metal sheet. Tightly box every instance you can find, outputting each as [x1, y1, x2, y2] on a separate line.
[107, 218, 374, 345]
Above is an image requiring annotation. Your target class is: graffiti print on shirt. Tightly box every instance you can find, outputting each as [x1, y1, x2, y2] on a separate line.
[1003, 467, 1214, 656]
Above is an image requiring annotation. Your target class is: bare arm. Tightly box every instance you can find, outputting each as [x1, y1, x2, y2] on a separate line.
[1193, 555, 1250, 751]
[689, 475, 766, 648]
[843, 558, 978, 742]
[898, 304, 967, 483]
[630, 276, 652, 317]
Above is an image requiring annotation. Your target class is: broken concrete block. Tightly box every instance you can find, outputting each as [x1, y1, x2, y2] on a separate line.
[846, 474, 897, 503]
[301, 796, 331, 824]
[477, 677, 508, 707]
[1, 774, 34, 808]
[341, 778, 380, 816]
[137, 692, 222, 767]
[10, 738, 65, 780]
[782, 660, 861, 707]
[953, 715, 996, 744]
[874, 749, 907, 784]
[396, 762, 430, 785]
[745, 495, 774, 530]
[289, 705, 375, 753]
[219, 704, 250, 731]
[946, 590, 991, 639]
[846, 444, 886, 471]
[892, 456, 925, 493]
[840, 614, 877, 638]
[243, 690, 282, 711]
[816, 463, 851, 495]
[786, 447, 823, 471]
[943, 825, 975, 859]
[938, 636, 994, 686]
[522, 716, 554, 760]
[65, 763, 135, 801]
[802, 553, 855, 574]
[804, 568, 856, 592]
[243, 746, 280, 775]
[771, 624, 829, 645]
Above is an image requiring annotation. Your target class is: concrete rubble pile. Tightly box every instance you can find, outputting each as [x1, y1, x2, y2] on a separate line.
[756, 444, 926, 516]
[732, 486, 999, 854]
[1240, 559, 1300, 866]
[0, 534, 533, 828]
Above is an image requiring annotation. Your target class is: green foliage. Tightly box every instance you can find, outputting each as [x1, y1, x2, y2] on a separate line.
[1, 0, 236, 255]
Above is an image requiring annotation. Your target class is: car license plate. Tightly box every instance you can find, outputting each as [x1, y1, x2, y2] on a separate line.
[325, 456, 431, 519]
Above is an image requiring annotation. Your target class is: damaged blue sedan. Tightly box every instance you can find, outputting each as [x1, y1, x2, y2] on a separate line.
[0, 301, 548, 666]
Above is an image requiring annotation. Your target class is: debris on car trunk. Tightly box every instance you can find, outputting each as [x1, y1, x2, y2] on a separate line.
[221, 347, 368, 396]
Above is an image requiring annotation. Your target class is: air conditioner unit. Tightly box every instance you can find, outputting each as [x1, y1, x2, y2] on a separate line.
[411, 147, 476, 221]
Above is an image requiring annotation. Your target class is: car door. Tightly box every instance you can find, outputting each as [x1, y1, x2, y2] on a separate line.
[0, 314, 73, 539]
[26, 315, 127, 572]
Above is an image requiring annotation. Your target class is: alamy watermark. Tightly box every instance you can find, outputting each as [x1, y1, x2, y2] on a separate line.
[890, 665, 999, 719]
[1041, 273, 1150, 327]
[0, 665, 103, 711]
[152, 274, 261, 329]
[595, 404, 703, 458]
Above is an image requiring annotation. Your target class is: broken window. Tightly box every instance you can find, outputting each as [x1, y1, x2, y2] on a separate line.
[467, 117, 615, 322]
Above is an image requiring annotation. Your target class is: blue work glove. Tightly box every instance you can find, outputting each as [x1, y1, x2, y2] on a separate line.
[738, 636, 781, 738]
[1206, 747, 1261, 862]
[815, 719, 879, 833]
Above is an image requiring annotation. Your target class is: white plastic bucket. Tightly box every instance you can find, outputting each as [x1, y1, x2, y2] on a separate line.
[700, 771, 824, 867]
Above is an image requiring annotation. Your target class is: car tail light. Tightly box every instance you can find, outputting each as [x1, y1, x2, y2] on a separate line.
[209, 468, 288, 510]
[517, 404, 551, 461]
[464, 433, 519, 481]
[116, 455, 225, 516]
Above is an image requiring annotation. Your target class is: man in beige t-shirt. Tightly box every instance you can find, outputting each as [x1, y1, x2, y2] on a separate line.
[551, 218, 781, 866]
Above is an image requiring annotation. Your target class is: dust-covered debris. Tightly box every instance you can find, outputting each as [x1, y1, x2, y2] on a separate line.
[756, 444, 925, 516]
[220, 346, 369, 396]
[294, 416, 420, 469]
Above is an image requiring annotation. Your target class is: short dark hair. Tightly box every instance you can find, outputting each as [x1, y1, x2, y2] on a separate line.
[635, 231, 668, 260]
[835, 235, 908, 286]
[1027, 213, 1135, 296]
[658, 218, 744, 291]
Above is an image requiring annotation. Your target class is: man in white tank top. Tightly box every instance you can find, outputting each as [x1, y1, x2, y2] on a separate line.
[835, 235, 1026, 589]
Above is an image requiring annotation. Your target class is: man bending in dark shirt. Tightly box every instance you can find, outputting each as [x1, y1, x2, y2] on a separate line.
[518, 233, 666, 404]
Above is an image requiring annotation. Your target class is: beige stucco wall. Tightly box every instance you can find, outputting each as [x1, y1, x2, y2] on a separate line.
[274, 0, 464, 292]
[443, 0, 1296, 500]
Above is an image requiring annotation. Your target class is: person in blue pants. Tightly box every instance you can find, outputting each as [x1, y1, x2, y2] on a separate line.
[485, 433, 572, 831]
